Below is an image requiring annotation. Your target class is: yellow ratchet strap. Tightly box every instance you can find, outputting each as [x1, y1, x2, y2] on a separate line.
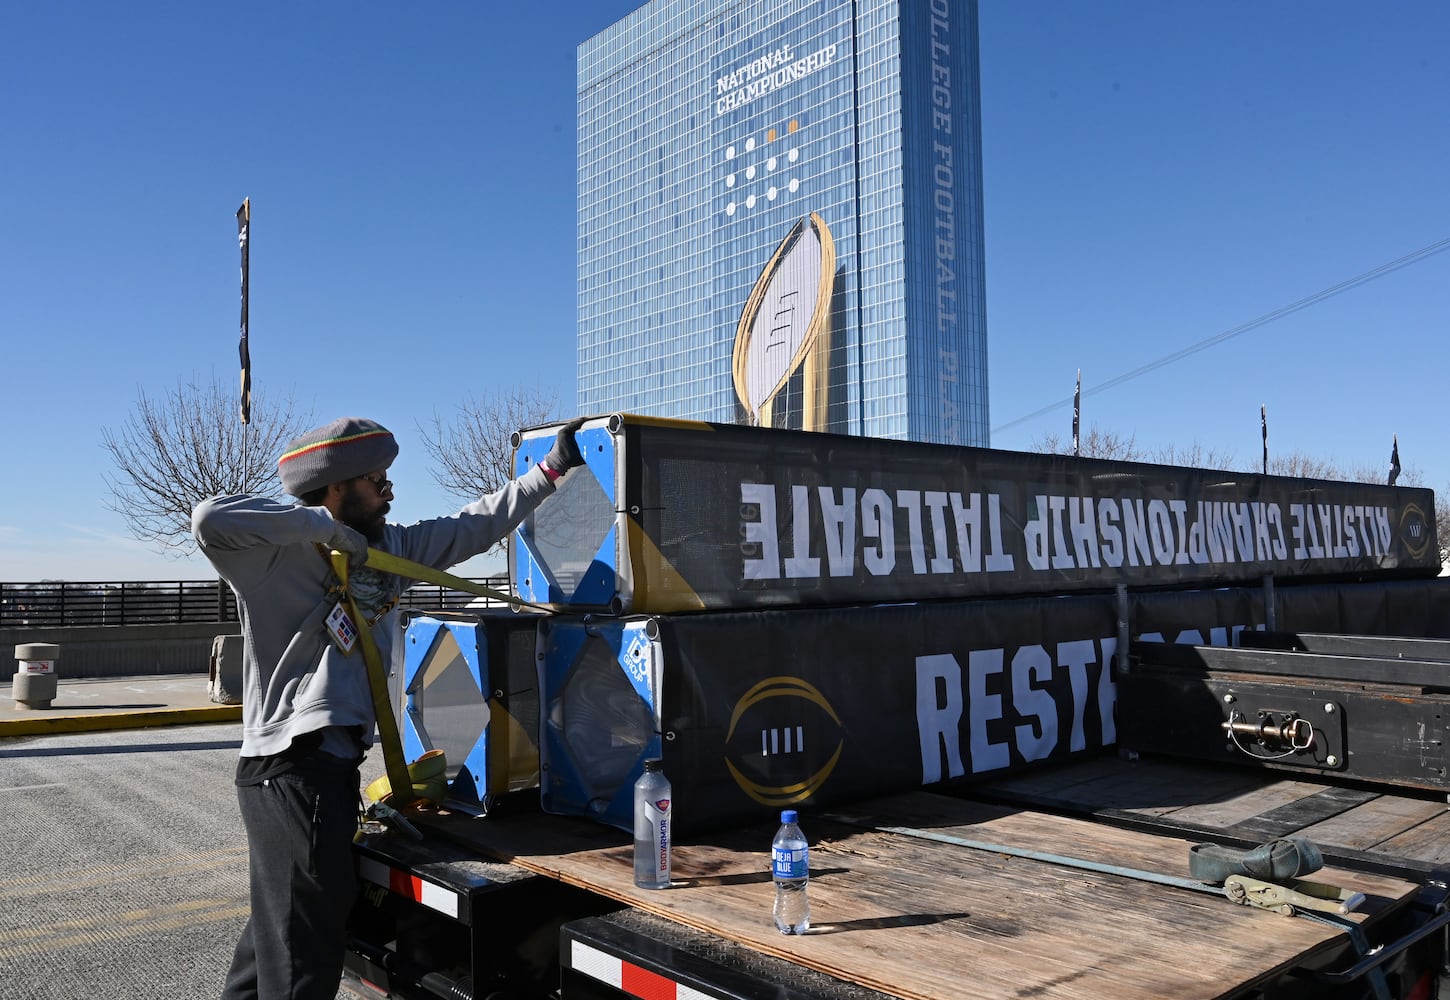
[330, 550, 415, 808]
[359, 548, 554, 613]
[329, 547, 555, 813]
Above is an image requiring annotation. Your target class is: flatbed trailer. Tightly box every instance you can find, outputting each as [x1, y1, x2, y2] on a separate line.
[345, 418, 1450, 1000]
[344, 755, 1450, 1000]
[345, 610, 1450, 1000]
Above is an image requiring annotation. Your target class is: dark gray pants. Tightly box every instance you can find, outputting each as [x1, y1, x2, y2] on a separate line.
[221, 753, 360, 1000]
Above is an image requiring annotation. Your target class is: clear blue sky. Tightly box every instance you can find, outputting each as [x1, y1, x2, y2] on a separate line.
[2, 1, 1446, 582]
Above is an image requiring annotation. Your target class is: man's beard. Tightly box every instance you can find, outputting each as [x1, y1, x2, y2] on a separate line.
[338, 490, 388, 543]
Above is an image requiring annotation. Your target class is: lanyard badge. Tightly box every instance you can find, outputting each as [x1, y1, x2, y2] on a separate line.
[325, 601, 359, 655]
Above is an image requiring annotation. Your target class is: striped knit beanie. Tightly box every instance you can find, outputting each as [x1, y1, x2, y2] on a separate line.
[277, 417, 399, 497]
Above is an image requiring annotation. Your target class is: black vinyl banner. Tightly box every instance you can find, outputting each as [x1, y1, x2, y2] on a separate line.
[1272, 577, 1450, 637]
[644, 577, 1450, 831]
[654, 580, 1355, 831]
[622, 418, 1439, 613]
[658, 592, 1110, 830]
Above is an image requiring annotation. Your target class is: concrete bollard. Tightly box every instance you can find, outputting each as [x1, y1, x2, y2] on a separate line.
[14, 642, 60, 710]
[209, 634, 244, 705]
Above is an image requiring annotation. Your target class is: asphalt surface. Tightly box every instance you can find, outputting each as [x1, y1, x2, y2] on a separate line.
[0, 675, 384, 1000]
[0, 673, 241, 738]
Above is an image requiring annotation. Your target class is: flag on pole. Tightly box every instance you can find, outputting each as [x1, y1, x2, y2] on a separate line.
[1389, 434, 1401, 486]
[1260, 404, 1267, 475]
[237, 198, 251, 425]
[1072, 369, 1081, 458]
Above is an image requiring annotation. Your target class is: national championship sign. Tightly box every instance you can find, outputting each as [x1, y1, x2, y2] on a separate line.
[512, 415, 1439, 614]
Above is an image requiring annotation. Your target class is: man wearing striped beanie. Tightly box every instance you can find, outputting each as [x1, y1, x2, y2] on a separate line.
[192, 414, 585, 1000]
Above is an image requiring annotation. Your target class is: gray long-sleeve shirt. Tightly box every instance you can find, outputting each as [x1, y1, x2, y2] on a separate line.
[192, 465, 554, 757]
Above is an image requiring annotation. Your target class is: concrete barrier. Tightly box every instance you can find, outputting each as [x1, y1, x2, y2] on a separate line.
[13, 642, 60, 708]
[208, 633, 245, 705]
[0, 623, 239, 681]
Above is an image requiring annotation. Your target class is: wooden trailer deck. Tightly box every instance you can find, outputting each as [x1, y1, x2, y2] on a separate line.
[973, 752, 1450, 879]
[415, 768, 1425, 1000]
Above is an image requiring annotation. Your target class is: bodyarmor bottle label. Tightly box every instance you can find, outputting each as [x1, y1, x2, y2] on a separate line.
[650, 797, 671, 874]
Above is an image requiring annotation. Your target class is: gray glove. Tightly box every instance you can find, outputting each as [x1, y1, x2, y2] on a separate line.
[327, 520, 369, 570]
[542, 417, 587, 475]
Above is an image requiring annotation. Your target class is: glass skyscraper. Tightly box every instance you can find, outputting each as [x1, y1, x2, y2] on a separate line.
[577, 0, 988, 446]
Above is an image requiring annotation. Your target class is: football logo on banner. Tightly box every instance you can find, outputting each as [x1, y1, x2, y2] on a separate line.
[724, 675, 844, 806]
[1400, 503, 1431, 560]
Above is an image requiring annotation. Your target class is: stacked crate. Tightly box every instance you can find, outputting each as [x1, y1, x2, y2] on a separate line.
[401, 414, 1444, 831]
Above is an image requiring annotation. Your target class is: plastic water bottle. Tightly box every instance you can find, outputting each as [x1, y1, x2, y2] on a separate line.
[772, 809, 810, 934]
[633, 758, 672, 889]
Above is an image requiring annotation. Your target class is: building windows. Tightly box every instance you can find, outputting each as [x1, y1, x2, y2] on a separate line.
[578, 0, 986, 445]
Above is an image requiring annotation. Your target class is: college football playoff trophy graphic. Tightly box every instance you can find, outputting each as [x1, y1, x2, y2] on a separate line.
[732, 212, 836, 430]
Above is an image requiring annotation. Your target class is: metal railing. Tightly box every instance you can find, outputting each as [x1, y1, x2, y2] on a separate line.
[396, 577, 514, 615]
[0, 576, 512, 628]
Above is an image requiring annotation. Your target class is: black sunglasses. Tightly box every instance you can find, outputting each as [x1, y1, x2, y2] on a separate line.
[356, 472, 392, 494]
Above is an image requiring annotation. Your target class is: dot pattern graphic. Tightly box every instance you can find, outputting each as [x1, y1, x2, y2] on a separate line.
[723, 120, 803, 218]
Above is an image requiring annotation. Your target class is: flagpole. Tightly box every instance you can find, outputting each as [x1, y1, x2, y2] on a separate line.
[237, 198, 251, 493]
[1260, 404, 1267, 475]
[1072, 369, 1081, 458]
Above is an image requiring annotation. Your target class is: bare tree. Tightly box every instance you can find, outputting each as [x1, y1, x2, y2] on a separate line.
[1034, 425, 1143, 461]
[102, 375, 311, 555]
[1034, 424, 1235, 469]
[418, 385, 562, 501]
[1265, 452, 1345, 480]
[1142, 441, 1236, 471]
[1036, 422, 1426, 483]
[1436, 488, 1450, 569]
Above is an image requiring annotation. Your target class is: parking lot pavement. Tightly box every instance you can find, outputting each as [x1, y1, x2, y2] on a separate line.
[0, 674, 240, 737]
[0, 719, 383, 1000]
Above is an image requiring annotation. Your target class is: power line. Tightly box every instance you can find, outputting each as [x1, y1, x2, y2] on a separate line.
[992, 236, 1450, 436]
